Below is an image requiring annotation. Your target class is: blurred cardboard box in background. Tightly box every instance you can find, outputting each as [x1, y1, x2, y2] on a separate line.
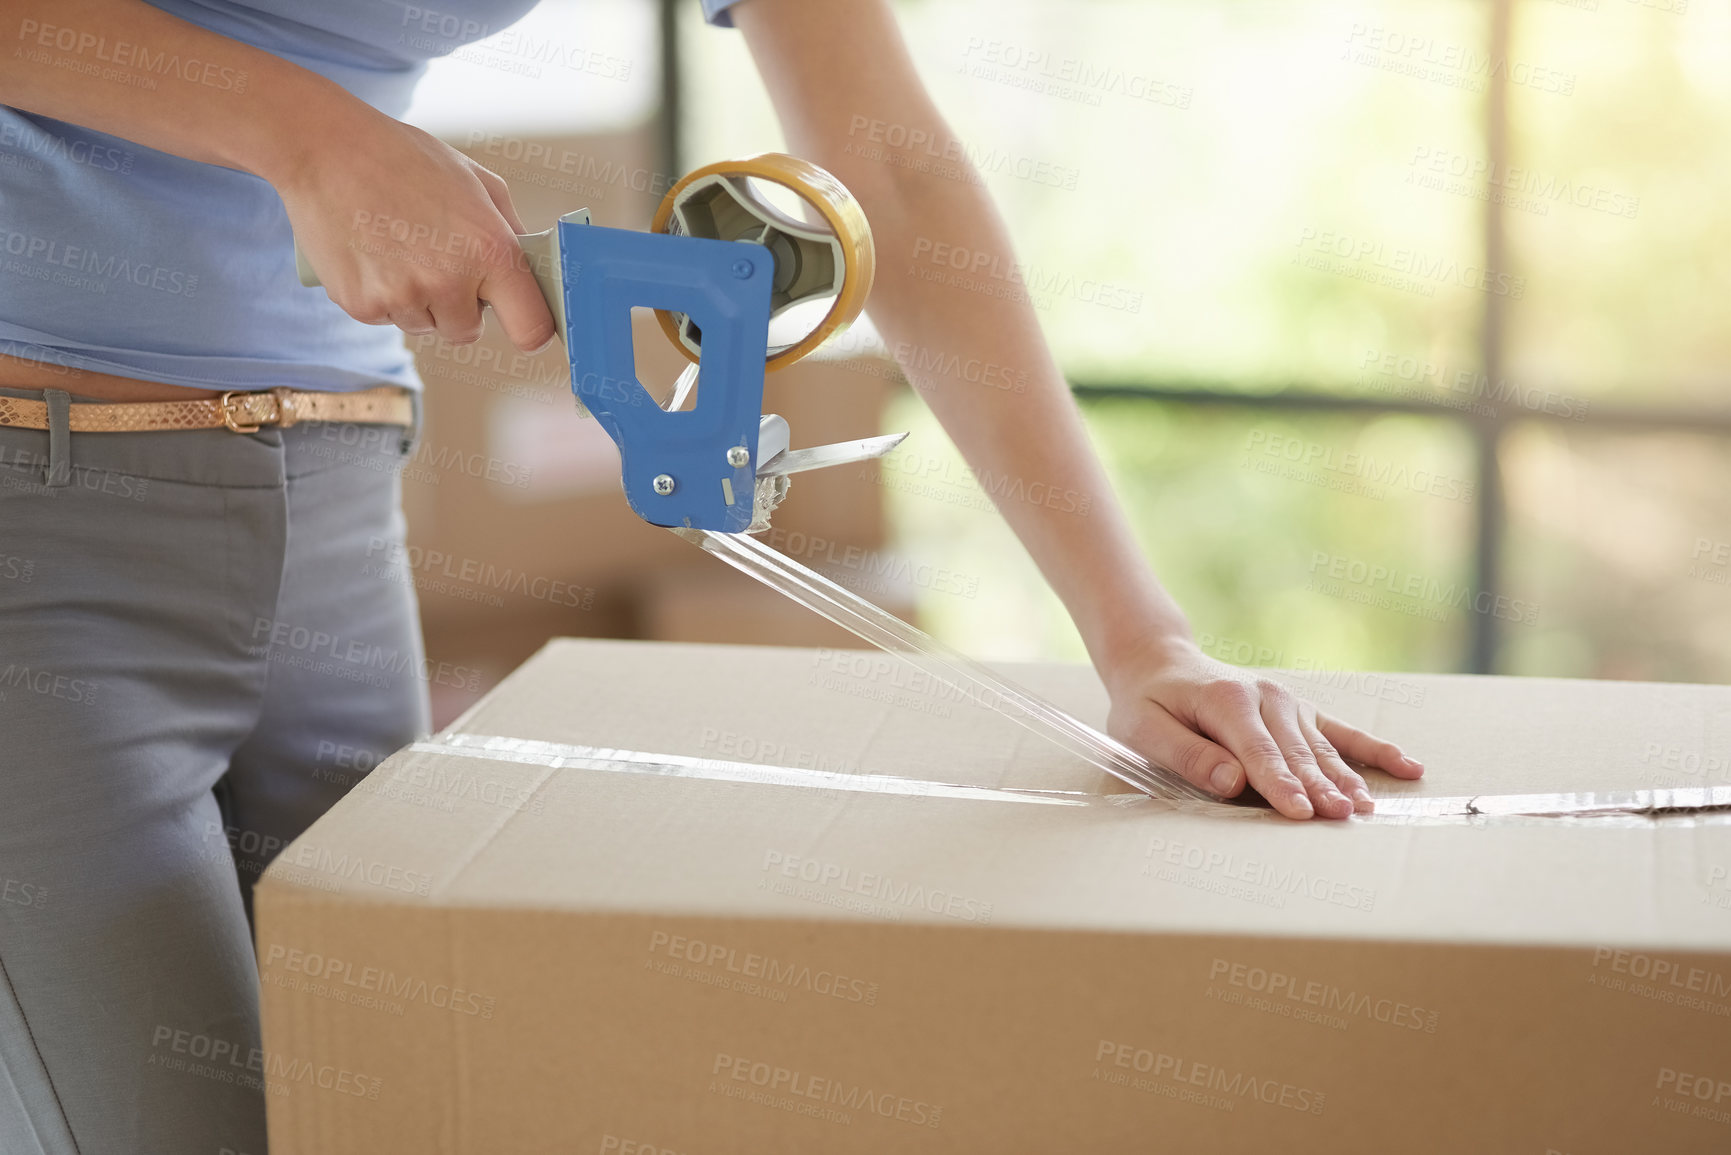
[407, 129, 906, 725]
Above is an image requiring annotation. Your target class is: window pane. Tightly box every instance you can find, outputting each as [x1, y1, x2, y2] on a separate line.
[1506, 2, 1731, 408]
[678, 0, 1731, 680]
[1500, 423, 1731, 681]
[884, 393, 1482, 672]
[683, 0, 1488, 391]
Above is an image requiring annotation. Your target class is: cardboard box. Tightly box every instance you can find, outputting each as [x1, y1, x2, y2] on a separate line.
[257, 640, 1731, 1153]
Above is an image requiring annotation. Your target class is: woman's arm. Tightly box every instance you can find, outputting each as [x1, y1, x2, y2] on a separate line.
[1, 0, 311, 176]
[0, 0, 553, 349]
[729, 0, 1423, 818]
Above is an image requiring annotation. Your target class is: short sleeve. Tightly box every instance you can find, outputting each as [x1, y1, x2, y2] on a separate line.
[700, 0, 747, 27]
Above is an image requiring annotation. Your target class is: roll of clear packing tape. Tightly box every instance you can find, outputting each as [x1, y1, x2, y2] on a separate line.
[650, 152, 875, 373]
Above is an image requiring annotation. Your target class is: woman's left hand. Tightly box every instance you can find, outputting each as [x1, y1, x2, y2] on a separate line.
[1103, 639, 1425, 819]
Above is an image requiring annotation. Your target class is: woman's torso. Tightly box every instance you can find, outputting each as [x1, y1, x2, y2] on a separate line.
[0, 0, 540, 400]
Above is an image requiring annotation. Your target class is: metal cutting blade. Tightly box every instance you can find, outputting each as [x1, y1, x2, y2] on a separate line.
[757, 432, 908, 478]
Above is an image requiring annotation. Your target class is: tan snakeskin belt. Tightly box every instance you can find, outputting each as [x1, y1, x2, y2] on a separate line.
[0, 385, 414, 434]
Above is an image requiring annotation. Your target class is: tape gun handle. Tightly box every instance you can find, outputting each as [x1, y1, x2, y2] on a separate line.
[290, 211, 586, 344]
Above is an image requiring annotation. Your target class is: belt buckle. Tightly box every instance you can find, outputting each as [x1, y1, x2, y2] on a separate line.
[218, 389, 292, 434]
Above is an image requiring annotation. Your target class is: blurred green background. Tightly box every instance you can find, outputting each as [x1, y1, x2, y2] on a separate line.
[675, 0, 1731, 682]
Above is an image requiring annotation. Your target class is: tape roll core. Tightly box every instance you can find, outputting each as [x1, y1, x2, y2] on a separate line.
[650, 153, 875, 373]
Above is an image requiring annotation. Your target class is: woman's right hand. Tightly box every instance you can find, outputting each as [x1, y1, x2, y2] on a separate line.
[0, 0, 551, 352]
[272, 101, 555, 352]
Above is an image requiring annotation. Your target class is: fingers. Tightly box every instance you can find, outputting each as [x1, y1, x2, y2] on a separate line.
[1192, 679, 1378, 820]
[355, 268, 543, 349]
[427, 292, 485, 346]
[350, 270, 491, 345]
[1257, 694, 1354, 820]
[454, 164, 550, 348]
[1152, 664, 1422, 821]
[1116, 703, 1245, 799]
[1318, 714, 1425, 780]
[388, 306, 437, 336]
[1192, 682, 1316, 819]
[386, 297, 482, 344]
[480, 257, 557, 353]
[1298, 710, 1374, 813]
[460, 176, 554, 351]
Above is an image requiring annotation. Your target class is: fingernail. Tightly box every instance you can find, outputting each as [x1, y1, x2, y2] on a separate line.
[1289, 793, 1314, 817]
[1402, 756, 1424, 771]
[1209, 764, 1238, 794]
[1351, 788, 1374, 813]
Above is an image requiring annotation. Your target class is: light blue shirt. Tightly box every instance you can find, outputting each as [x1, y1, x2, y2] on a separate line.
[0, 0, 747, 392]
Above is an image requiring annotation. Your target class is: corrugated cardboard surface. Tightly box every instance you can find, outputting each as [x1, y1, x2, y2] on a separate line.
[258, 639, 1731, 1153]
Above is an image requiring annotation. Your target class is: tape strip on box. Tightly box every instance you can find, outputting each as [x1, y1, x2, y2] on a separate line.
[410, 734, 1093, 807]
[412, 735, 1731, 825]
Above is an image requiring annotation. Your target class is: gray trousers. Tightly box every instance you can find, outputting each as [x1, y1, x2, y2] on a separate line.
[0, 387, 431, 1155]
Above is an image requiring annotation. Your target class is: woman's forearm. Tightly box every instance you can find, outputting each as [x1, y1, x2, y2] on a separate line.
[0, 0, 362, 185]
[777, 119, 1194, 681]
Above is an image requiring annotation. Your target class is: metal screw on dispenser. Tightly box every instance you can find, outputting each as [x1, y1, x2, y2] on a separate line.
[652, 474, 676, 496]
[726, 446, 749, 468]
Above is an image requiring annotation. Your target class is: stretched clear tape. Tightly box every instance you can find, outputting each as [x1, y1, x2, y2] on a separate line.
[407, 737, 1730, 826]
[410, 734, 1088, 807]
[674, 528, 1221, 805]
[666, 362, 699, 412]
